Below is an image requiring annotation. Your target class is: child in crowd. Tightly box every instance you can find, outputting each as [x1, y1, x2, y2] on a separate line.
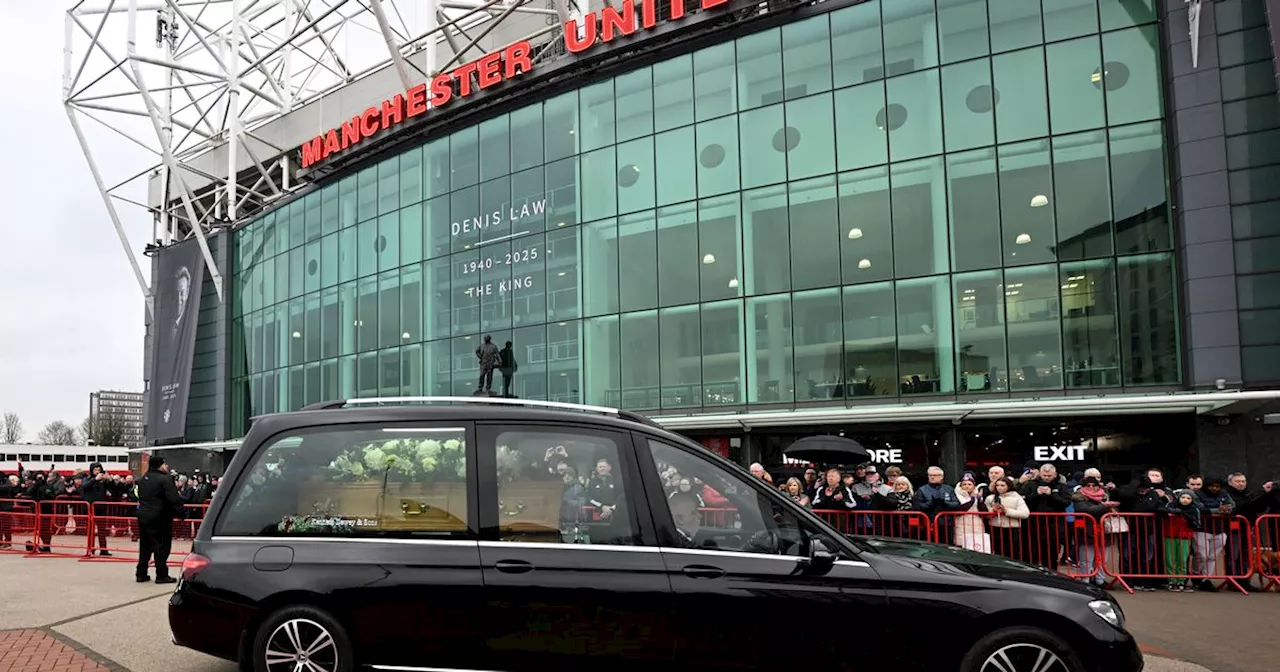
[1163, 489, 1203, 592]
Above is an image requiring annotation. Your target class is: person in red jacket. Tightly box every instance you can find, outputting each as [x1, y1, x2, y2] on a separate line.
[1163, 489, 1202, 592]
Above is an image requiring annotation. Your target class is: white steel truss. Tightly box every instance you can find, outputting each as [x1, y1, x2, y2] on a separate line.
[63, 0, 584, 316]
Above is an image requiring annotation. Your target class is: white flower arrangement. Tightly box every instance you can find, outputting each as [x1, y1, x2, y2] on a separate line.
[326, 436, 468, 483]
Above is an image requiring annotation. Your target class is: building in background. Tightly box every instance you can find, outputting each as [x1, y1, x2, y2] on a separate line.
[66, 0, 1280, 482]
[88, 390, 145, 448]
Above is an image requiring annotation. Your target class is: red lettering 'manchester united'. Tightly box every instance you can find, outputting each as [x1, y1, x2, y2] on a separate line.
[300, 0, 729, 168]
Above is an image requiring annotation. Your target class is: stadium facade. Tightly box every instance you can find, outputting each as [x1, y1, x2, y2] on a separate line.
[134, 0, 1280, 480]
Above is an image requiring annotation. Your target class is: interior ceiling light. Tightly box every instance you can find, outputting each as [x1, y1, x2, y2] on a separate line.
[1015, 233, 1032, 245]
[702, 253, 716, 264]
[402, 332, 411, 340]
[1030, 195, 1049, 207]
[847, 227, 863, 240]
[728, 278, 739, 288]
[858, 258, 872, 269]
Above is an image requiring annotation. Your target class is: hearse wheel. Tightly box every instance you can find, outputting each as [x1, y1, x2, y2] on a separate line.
[252, 605, 354, 672]
[959, 626, 1085, 672]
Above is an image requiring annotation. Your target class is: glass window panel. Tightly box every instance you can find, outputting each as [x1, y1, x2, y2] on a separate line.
[992, 47, 1049, 143]
[336, 355, 355, 399]
[479, 176, 513, 245]
[544, 91, 578, 163]
[1118, 253, 1180, 385]
[275, 253, 289, 304]
[378, 271, 403, 350]
[450, 127, 479, 190]
[619, 211, 658, 312]
[379, 349, 400, 397]
[479, 115, 511, 183]
[423, 138, 450, 199]
[739, 105, 787, 188]
[321, 287, 340, 360]
[508, 324, 547, 400]
[1044, 0, 1099, 42]
[1215, 0, 1268, 32]
[423, 256, 451, 341]
[653, 55, 694, 131]
[841, 283, 896, 398]
[288, 299, 305, 366]
[1099, 0, 1155, 30]
[891, 157, 948, 278]
[896, 276, 954, 395]
[1110, 122, 1171, 254]
[321, 185, 340, 236]
[786, 92, 836, 180]
[479, 239, 512, 335]
[377, 213, 399, 273]
[583, 316, 620, 406]
[659, 306, 703, 409]
[1228, 131, 1280, 172]
[948, 149, 1002, 272]
[1047, 36, 1105, 134]
[1103, 26, 1163, 126]
[737, 29, 782, 111]
[657, 203, 700, 307]
[450, 186, 480, 253]
[1061, 260, 1120, 388]
[547, 320, 581, 403]
[288, 201, 305, 250]
[510, 232, 546, 327]
[453, 247, 482, 338]
[357, 166, 378, 223]
[304, 241, 321, 295]
[1243, 345, 1280, 383]
[450, 336, 479, 396]
[830, 0, 884, 88]
[746, 294, 794, 404]
[953, 270, 1007, 393]
[1240, 309, 1280, 346]
[782, 16, 832, 98]
[288, 366, 304, 411]
[357, 276, 379, 352]
[399, 146, 422, 206]
[338, 177, 358, 229]
[1235, 236, 1280, 274]
[835, 82, 888, 171]
[290, 247, 305, 298]
[701, 300, 743, 406]
[694, 42, 737, 121]
[743, 185, 791, 295]
[546, 158, 579, 229]
[1218, 25, 1273, 69]
[400, 203, 424, 267]
[839, 167, 893, 284]
[696, 116, 740, 197]
[998, 140, 1057, 267]
[581, 147, 618, 221]
[881, 0, 937, 75]
[265, 304, 282, 370]
[1053, 131, 1113, 260]
[355, 220, 377, 279]
[338, 282, 357, 356]
[616, 137, 656, 215]
[304, 193, 322, 243]
[941, 58, 995, 153]
[789, 176, 840, 290]
[620, 310, 659, 409]
[1223, 96, 1280, 136]
[401, 343, 421, 395]
[988, 0, 1044, 53]
[886, 69, 942, 162]
[377, 157, 400, 215]
[937, 0, 989, 64]
[793, 288, 843, 401]
[583, 218, 619, 317]
[1004, 265, 1063, 392]
[424, 195, 450, 261]
[699, 194, 742, 303]
[616, 67, 654, 142]
[510, 166, 547, 237]
[579, 80, 616, 152]
[305, 294, 322, 362]
[545, 226, 579, 321]
[1238, 272, 1280, 309]
[510, 105, 543, 172]
[655, 126, 697, 205]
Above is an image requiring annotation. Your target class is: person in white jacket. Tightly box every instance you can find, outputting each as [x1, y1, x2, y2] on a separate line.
[985, 477, 1030, 562]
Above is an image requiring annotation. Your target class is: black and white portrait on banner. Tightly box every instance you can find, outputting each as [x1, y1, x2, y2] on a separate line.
[148, 240, 206, 441]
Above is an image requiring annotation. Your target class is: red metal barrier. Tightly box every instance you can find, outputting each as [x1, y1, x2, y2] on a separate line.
[1255, 514, 1279, 592]
[931, 512, 1100, 580]
[80, 503, 207, 565]
[1098, 512, 1253, 595]
[813, 509, 933, 541]
[0, 498, 37, 554]
[25, 498, 92, 558]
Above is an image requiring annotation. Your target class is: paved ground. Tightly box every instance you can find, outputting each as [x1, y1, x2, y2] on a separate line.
[0, 553, 1274, 671]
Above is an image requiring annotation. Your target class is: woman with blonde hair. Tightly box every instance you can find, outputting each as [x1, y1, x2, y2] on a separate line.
[985, 476, 1030, 562]
[954, 473, 990, 553]
[783, 477, 811, 509]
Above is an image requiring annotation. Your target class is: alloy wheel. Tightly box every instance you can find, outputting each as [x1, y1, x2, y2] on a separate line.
[264, 618, 339, 672]
[980, 643, 1070, 672]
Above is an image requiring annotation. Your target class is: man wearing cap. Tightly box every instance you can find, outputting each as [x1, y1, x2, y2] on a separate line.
[135, 455, 184, 584]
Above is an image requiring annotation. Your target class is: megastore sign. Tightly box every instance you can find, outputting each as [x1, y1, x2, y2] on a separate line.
[300, 0, 732, 168]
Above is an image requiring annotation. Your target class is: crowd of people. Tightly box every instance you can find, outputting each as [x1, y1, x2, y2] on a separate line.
[756, 461, 1280, 592]
[0, 460, 219, 555]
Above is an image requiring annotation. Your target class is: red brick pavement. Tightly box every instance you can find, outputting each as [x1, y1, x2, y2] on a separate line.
[0, 630, 111, 672]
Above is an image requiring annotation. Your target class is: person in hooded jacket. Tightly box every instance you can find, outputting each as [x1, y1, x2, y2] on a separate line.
[1191, 475, 1234, 588]
[0, 473, 16, 548]
[1019, 464, 1072, 569]
[25, 472, 56, 553]
[1071, 476, 1119, 586]
[81, 462, 117, 557]
[1114, 469, 1174, 591]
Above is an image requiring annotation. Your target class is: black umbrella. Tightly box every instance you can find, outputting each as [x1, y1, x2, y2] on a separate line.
[782, 435, 870, 465]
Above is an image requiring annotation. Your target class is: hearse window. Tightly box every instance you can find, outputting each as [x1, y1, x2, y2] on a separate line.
[217, 426, 470, 538]
[490, 429, 638, 546]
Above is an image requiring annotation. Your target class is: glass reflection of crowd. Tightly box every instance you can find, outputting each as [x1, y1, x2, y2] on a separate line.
[0, 462, 218, 553]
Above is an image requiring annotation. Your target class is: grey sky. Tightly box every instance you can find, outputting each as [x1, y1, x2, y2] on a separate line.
[0, 3, 148, 439]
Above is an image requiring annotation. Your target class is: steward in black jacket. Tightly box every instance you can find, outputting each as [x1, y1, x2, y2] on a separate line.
[82, 462, 118, 556]
[135, 455, 184, 583]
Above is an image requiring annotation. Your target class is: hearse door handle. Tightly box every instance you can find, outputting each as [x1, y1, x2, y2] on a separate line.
[681, 564, 725, 579]
[494, 559, 535, 574]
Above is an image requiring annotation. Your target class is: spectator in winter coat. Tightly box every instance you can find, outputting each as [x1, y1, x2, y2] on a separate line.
[1115, 471, 1175, 591]
[850, 466, 890, 505]
[985, 477, 1030, 562]
[913, 466, 960, 517]
[81, 462, 117, 557]
[811, 469, 856, 513]
[1071, 476, 1119, 585]
[1019, 464, 1073, 569]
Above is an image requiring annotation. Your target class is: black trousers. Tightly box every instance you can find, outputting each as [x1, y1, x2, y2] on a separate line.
[501, 370, 514, 396]
[477, 367, 494, 391]
[137, 518, 173, 579]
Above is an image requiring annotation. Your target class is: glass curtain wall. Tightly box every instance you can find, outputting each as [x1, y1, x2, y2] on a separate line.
[230, 0, 1176, 432]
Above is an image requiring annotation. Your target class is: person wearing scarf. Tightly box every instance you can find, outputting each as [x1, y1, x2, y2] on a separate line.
[954, 473, 990, 553]
[873, 476, 915, 511]
[1072, 476, 1119, 586]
